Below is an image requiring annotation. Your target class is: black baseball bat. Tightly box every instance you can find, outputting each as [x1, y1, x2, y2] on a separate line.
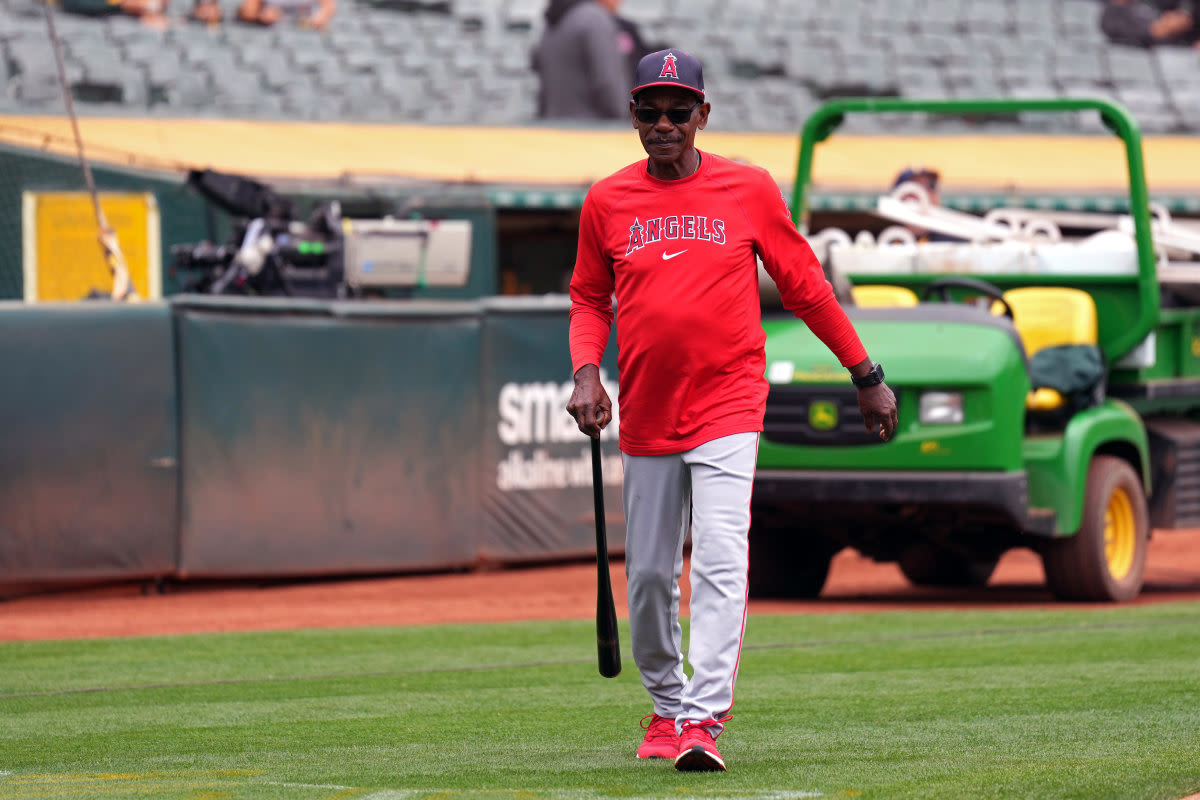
[591, 435, 621, 678]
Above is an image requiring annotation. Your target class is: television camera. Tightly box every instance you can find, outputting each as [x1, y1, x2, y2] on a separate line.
[172, 169, 472, 297]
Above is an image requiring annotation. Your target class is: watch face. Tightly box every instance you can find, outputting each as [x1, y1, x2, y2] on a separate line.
[854, 364, 882, 387]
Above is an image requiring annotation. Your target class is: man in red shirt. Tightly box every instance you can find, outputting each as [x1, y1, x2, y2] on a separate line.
[566, 48, 896, 772]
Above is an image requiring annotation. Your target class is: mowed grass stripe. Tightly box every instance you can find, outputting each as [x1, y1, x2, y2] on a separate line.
[0, 612, 1194, 699]
[0, 604, 1197, 800]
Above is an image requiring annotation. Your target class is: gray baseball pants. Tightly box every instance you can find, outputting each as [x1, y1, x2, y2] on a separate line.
[621, 431, 758, 737]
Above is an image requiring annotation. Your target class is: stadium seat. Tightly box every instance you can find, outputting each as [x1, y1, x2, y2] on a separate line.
[161, 71, 211, 109]
[1168, 88, 1200, 131]
[86, 64, 149, 106]
[998, 49, 1053, 88]
[919, 0, 964, 34]
[503, 0, 541, 31]
[1115, 86, 1181, 133]
[249, 54, 292, 91]
[1154, 48, 1197, 91]
[14, 74, 65, 106]
[8, 38, 59, 72]
[964, 1, 1010, 33]
[452, 0, 498, 28]
[946, 67, 1006, 100]
[1052, 51, 1108, 85]
[1105, 46, 1160, 90]
[1012, 0, 1054, 28]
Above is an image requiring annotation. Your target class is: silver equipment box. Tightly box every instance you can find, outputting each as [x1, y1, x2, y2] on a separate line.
[342, 218, 472, 288]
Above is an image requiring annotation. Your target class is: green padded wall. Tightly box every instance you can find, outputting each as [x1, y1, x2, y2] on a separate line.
[0, 295, 630, 588]
[0, 301, 179, 584]
[174, 296, 484, 577]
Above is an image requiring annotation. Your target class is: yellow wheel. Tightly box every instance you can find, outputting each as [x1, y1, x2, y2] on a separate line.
[1043, 455, 1149, 602]
[1103, 486, 1137, 581]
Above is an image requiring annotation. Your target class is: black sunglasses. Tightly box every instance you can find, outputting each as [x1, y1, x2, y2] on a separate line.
[634, 102, 701, 125]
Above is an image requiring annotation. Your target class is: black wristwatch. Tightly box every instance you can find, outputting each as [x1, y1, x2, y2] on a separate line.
[851, 362, 885, 389]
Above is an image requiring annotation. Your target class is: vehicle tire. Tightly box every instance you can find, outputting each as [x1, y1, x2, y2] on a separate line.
[898, 541, 999, 588]
[1042, 455, 1149, 602]
[748, 523, 839, 599]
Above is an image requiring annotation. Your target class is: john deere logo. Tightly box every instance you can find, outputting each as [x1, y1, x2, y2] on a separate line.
[809, 400, 838, 431]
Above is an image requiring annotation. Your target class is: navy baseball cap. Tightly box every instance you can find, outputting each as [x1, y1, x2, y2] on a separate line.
[892, 166, 939, 190]
[631, 49, 705, 99]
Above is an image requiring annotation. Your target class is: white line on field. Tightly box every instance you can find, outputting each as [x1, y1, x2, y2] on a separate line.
[266, 781, 355, 790]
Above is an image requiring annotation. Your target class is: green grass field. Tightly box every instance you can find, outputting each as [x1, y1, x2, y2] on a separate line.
[2, 602, 1199, 800]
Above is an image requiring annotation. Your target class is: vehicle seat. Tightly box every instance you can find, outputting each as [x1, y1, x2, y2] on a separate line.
[1003, 287, 1099, 411]
[851, 285, 920, 308]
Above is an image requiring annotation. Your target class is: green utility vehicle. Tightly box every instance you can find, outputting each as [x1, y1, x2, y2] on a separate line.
[752, 97, 1200, 602]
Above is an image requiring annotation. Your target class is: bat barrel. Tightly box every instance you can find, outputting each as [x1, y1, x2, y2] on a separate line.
[590, 436, 621, 678]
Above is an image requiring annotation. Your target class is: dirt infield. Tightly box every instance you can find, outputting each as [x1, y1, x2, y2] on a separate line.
[4, 529, 1200, 642]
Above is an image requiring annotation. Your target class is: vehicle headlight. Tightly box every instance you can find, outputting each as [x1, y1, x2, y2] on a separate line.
[919, 391, 964, 425]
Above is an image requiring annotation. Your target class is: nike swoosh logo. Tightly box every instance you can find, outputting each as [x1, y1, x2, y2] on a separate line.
[662, 249, 688, 260]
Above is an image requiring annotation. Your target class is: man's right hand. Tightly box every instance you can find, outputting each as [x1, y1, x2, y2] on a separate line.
[566, 364, 612, 439]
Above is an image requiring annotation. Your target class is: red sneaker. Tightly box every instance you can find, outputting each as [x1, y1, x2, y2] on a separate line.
[636, 713, 679, 759]
[674, 718, 729, 772]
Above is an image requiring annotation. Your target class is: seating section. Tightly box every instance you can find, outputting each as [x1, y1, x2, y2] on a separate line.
[0, 0, 1193, 132]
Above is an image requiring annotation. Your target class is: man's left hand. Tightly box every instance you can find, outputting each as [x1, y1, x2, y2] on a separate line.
[859, 383, 898, 441]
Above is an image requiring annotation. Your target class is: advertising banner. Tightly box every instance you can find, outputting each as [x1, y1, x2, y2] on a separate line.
[479, 296, 624, 562]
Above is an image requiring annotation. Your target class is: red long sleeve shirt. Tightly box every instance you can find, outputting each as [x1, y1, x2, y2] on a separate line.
[569, 151, 868, 455]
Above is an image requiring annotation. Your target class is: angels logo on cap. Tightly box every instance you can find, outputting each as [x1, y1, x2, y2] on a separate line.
[632, 49, 705, 99]
[659, 53, 678, 79]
